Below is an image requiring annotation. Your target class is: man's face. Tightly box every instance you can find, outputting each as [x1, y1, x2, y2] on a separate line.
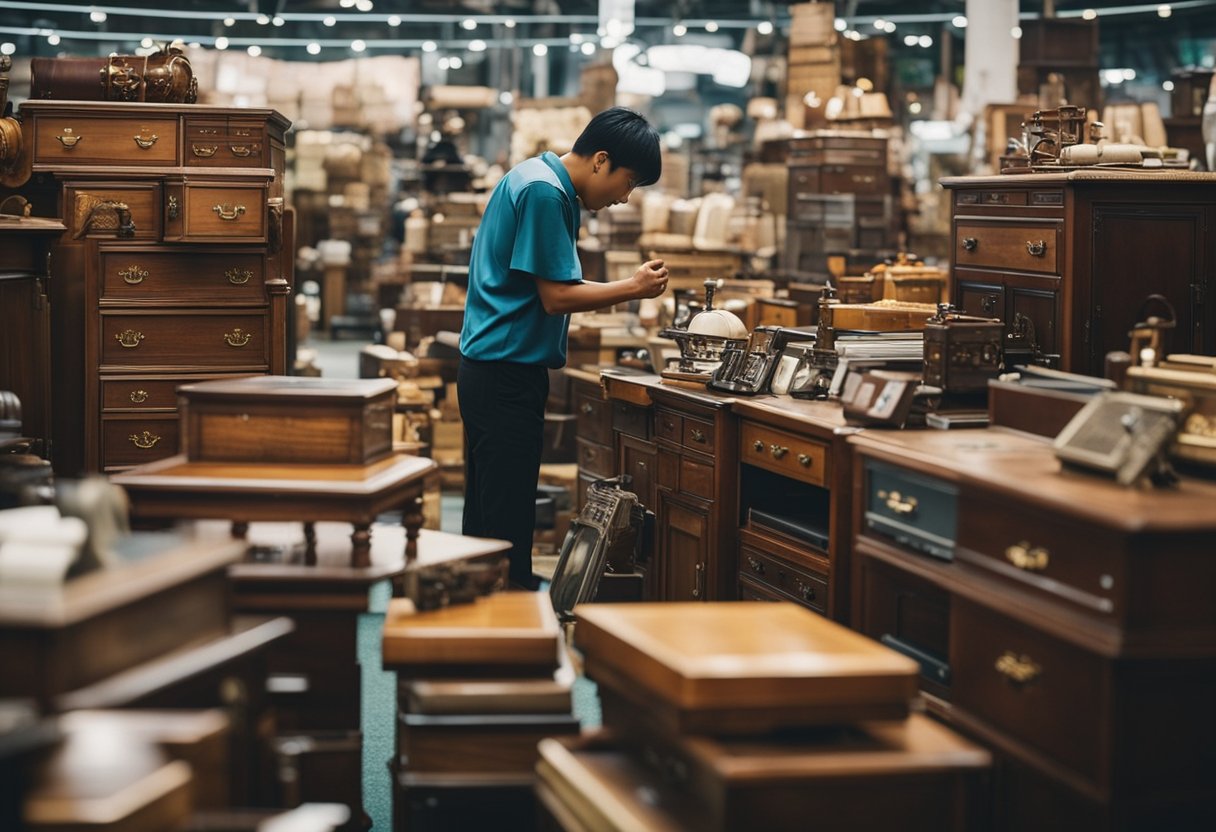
[584, 153, 639, 211]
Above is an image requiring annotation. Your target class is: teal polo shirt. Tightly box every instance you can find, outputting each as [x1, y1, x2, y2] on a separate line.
[459, 151, 582, 368]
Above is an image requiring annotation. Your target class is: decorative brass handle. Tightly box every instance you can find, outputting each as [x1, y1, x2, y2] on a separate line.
[223, 328, 252, 347]
[133, 133, 159, 149]
[115, 329, 145, 348]
[226, 268, 252, 285]
[129, 389, 149, 404]
[192, 144, 218, 157]
[877, 489, 918, 516]
[746, 556, 764, 575]
[55, 129, 81, 148]
[770, 443, 788, 460]
[994, 651, 1042, 686]
[230, 144, 253, 157]
[692, 561, 705, 599]
[119, 265, 147, 285]
[962, 237, 978, 252]
[580, 403, 593, 415]
[753, 440, 764, 452]
[1005, 542, 1050, 572]
[797, 453, 813, 467]
[167, 194, 179, 220]
[691, 429, 706, 443]
[853, 174, 875, 184]
[1026, 240, 1047, 257]
[129, 430, 161, 449]
[212, 204, 246, 221]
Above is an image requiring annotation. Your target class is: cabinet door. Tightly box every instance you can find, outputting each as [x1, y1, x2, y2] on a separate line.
[1008, 286, 1061, 367]
[657, 491, 710, 602]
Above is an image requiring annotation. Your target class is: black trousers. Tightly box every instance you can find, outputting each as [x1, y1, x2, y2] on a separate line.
[457, 356, 549, 589]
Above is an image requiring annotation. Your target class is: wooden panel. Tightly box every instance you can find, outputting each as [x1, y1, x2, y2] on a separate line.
[682, 415, 715, 453]
[955, 277, 1006, 321]
[740, 421, 828, 487]
[619, 434, 656, 513]
[678, 456, 714, 501]
[1008, 286, 1061, 362]
[655, 408, 683, 445]
[99, 249, 265, 303]
[574, 384, 612, 446]
[656, 448, 679, 492]
[576, 437, 613, 478]
[611, 401, 650, 440]
[659, 493, 709, 602]
[100, 415, 181, 469]
[738, 543, 827, 613]
[956, 222, 1062, 274]
[34, 115, 178, 165]
[182, 185, 266, 240]
[100, 311, 269, 369]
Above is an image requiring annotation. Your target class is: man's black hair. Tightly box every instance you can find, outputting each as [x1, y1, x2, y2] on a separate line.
[571, 106, 662, 187]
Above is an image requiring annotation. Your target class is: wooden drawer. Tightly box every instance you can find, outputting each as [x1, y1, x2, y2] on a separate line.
[619, 435, 655, 511]
[101, 415, 180, 469]
[100, 311, 269, 369]
[576, 437, 614, 478]
[66, 183, 161, 240]
[956, 494, 1123, 615]
[955, 222, 1062, 275]
[682, 415, 714, 454]
[740, 421, 827, 487]
[34, 115, 178, 166]
[178, 184, 267, 241]
[99, 249, 265, 303]
[738, 544, 826, 613]
[100, 374, 247, 412]
[655, 409, 683, 445]
[956, 189, 1029, 208]
[611, 401, 651, 440]
[575, 386, 612, 446]
[817, 164, 887, 195]
[952, 598, 1105, 784]
[678, 456, 714, 501]
[186, 138, 266, 168]
[863, 460, 958, 561]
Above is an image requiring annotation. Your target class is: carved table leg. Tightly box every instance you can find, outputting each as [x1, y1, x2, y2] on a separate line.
[303, 521, 317, 566]
[350, 523, 372, 568]
[403, 494, 424, 565]
[231, 520, 249, 540]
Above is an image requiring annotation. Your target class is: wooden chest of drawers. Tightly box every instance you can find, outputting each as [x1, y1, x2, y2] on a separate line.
[8, 101, 291, 474]
[942, 172, 1216, 374]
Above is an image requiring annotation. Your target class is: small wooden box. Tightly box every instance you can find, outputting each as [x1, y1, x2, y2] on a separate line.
[574, 602, 918, 734]
[923, 317, 1004, 393]
[178, 375, 396, 465]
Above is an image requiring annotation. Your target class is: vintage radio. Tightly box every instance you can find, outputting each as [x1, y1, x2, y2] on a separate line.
[177, 375, 396, 466]
[922, 305, 1004, 393]
[29, 45, 197, 103]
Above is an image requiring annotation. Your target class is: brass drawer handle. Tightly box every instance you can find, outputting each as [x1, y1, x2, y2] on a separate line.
[876, 489, 918, 516]
[691, 429, 706, 443]
[962, 236, 978, 252]
[224, 328, 252, 347]
[56, 129, 81, 148]
[995, 651, 1042, 686]
[129, 430, 161, 449]
[770, 443, 788, 460]
[133, 133, 159, 149]
[230, 144, 253, 157]
[192, 144, 218, 157]
[753, 439, 764, 452]
[797, 453, 813, 467]
[1005, 542, 1050, 572]
[1026, 239, 1047, 257]
[580, 402, 594, 415]
[128, 389, 149, 404]
[115, 329, 145, 348]
[226, 268, 252, 285]
[746, 556, 764, 575]
[119, 265, 147, 285]
[167, 194, 179, 220]
[213, 204, 247, 221]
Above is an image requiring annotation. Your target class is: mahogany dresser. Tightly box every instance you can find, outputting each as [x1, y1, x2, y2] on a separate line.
[941, 171, 1216, 375]
[850, 427, 1216, 830]
[9, 101, 291, 474]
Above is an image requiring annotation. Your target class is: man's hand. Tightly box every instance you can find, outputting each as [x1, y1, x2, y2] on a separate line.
[632, 259, 669, 299]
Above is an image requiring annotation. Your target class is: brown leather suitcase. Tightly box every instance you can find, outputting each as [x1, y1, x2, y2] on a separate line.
[30, 48, 197, 103]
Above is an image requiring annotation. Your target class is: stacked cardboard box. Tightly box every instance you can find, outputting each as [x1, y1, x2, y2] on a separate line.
[785, 2, 841, 129]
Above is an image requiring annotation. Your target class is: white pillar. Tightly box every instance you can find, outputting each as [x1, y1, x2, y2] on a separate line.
[961, 0, 1019, 123]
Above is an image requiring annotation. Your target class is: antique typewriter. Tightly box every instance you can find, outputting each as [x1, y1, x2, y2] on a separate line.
[549, 476, 644, 622]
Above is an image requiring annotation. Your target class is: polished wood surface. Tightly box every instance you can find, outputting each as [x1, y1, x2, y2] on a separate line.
[382, 591, 560, 670]
[575, 602, 917, 714]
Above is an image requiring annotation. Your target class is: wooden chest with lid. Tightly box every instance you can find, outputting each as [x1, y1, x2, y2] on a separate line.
[177, 375, 396, 465]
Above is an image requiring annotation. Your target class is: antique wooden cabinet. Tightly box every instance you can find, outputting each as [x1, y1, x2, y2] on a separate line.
[8, 101, 291, 474]
[850, 428, 1216, 830]
[941, 172, 1216, 375]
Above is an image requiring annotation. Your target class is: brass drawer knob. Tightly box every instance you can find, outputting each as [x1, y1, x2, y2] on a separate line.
[994, 651, 1042, 686]
[753, 439, 764, 452]
[1005, 542, 1050, 571]
[192, 144, 218, 157]
[115, 329, 145, 348]
[133, 133, 159, 149]
[129, 430, 161, 449]
[223, 328, 252, 347]
[691, 429, 706, 443]
[1026, 239, 1047, 257]
[119, 265, 147, 285]
[226, 268, 252, 285]
[770, 443, 788, 460]
[213, 204, 247, 222]
[962, 236, 978, 252]
[55, 129, 81, 148]
[129, 389, 149, 404]
[797, 453, 813, 467]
